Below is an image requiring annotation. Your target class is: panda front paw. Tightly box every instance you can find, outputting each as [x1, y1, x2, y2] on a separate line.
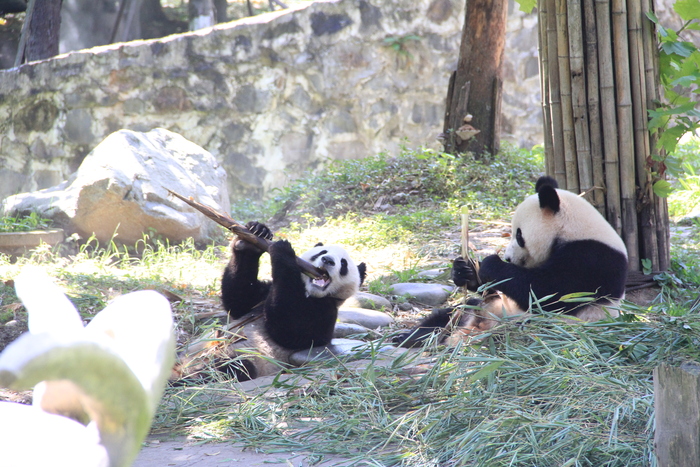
[478, 254, 505, 283]
[233, 221, 273, 253]
[246, 221, 273, 241]
[268, 239, 296, 258]
[452, 256, 481, 291]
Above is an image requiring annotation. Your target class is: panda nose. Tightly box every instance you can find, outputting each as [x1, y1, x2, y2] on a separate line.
[321, 256, 335, 267]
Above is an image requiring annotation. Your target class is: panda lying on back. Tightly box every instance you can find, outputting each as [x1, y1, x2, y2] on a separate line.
[397, 176, 628, 346]
[222, 221, 367, 350]
[174, 222, 367, 382]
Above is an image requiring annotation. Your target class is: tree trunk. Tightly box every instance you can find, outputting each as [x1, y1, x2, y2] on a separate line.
[443, 0, 508, 157]
[25, 0, 62, 62]
[537, 0, 669, 272]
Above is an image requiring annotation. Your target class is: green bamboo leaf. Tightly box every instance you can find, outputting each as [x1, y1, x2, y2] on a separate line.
[465, 360, 504, 384]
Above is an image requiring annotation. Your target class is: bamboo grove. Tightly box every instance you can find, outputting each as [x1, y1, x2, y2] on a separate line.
[537, 0, 669, 272]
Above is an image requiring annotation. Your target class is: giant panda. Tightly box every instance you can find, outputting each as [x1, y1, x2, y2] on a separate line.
[396, 176, 628, 347]
[174, 221, 367, 381]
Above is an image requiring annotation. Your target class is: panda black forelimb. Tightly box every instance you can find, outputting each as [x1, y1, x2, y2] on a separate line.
[221, 221, 274, 319]
[263, 239, 337, 349]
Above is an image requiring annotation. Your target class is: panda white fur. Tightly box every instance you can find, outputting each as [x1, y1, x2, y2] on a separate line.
[174, 221, 367, 382]
[397, 176, 628, 346]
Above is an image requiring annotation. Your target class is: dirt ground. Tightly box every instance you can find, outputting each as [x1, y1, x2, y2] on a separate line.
[134, 437, 349, 467]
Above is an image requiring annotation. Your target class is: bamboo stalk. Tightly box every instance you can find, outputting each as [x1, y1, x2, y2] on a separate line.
[583, 0, 606, 215]
[166, 189, 326, 279]
[567, 0, 593, 197]
[595, 0, 622, 235]
[538, 0, 555, 176]
[546, 0, 566, 185]
[641, 0, 670, 271]
[556, 0, 579, 192]
[612, 0, 640, 270]
[628, 0, 659, 268]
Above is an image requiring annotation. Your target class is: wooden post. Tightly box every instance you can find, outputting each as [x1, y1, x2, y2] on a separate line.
[654, 363, 700, 467]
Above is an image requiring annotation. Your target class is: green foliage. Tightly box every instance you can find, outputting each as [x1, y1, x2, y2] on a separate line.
[0, 212, 53, 233]
[232, 143, 544, 249]
[515, 0, 537, 14]
[668, 138, 700, 218]
[647, 6, 700, 196]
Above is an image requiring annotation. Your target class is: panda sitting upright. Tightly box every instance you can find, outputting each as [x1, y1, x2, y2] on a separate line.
[397, 176, 628, 346]
[174, 221, 367, 382]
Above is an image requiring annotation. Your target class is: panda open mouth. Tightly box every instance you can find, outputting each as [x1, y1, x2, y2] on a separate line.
[310, 271, 331, 289]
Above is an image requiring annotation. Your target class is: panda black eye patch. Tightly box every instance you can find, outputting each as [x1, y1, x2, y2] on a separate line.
[340, 258, 348, 276]
[310, 250, 328, 262]
[516, 228, 525, 248]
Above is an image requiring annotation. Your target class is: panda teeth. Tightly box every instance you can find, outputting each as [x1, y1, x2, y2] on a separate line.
[312, 277, 330, 288]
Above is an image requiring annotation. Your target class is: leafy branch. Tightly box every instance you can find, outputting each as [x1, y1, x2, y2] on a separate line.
[647, 2, 700, 198]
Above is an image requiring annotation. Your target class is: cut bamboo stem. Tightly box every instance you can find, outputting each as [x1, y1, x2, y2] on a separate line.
[628, 0, 658, 268]
[583, 0, 606, 215]
[568, 0, 593, 198]
[595, 0, 623, 236]
[166, 189, 326, 279]
[557, 0, 579, 192]
[538, 0, 555, 177]
[612, 0, 640, 270]
[545, 0, 566, 186]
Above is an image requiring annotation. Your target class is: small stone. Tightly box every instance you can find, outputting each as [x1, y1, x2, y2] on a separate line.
[333, 322, 369, 338]
[343, 292, 391, 310]
[3, 320, 19, 327]
[289, 338, 393, 366]
[338, 307, 394, 329]
[389, 283, 455, 306]
[416, 268, 447, 279]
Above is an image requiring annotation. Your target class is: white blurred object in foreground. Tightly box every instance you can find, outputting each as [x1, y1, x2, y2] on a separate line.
[0, 267, 175, 467]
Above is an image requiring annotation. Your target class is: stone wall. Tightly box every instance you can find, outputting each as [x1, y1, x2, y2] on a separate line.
[0, 0, 543, 203]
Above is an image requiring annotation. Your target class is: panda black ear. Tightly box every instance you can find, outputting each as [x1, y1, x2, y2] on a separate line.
[538, 183, 561, 213]
[357, 262, 367, 286]
[535, 176, 558, 192]
[314, 242, 324, 247]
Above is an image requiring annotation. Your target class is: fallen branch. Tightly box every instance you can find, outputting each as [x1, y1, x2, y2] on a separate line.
[166, 189, 326, 279]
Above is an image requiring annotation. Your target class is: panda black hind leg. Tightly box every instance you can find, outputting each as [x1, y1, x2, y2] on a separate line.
[221, 221, 273, 319]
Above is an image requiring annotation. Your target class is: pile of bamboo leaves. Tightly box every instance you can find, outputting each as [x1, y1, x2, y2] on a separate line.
[158, 307, 700, 466]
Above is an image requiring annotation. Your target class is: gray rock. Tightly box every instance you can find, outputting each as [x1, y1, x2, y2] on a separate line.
[343, 292, 391, 310]
[338, 307, 394, 329]
[416, 268, 448, 280]
[333, 322, 370, 338]
[389, 283, 455, 306]
[1, 129, 230, 244]
[289, 338, 394, 366]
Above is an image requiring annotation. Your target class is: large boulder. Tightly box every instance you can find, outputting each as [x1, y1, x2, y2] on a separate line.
[1, 128, 230, 244]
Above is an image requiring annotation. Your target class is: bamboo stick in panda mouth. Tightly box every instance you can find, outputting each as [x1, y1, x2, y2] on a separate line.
[166, 189, 327, 280]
